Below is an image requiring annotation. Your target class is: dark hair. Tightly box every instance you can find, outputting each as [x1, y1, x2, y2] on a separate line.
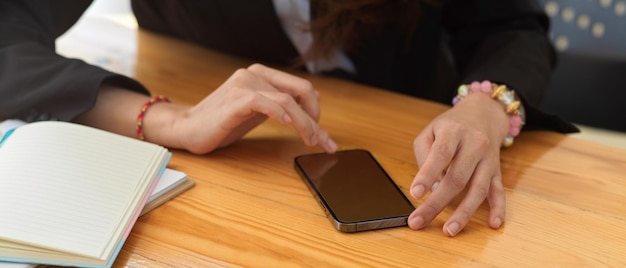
[305, 0, 437, 61]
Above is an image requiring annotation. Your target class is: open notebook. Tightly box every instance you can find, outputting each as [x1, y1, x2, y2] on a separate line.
[0, 121, 193, 267]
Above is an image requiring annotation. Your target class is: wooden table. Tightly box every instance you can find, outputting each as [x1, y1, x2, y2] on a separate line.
[59, 17, 626, 267]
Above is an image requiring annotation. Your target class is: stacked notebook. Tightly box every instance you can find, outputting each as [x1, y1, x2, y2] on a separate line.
[0, 121, 194, 267]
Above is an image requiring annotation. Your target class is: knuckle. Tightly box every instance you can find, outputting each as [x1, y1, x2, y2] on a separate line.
[247, 63, 266, 71]
[433, 143, 453, 161]
[273, 92, 294, 106]
[422, 201, 440, 216]
[291, 79, 315, 100]
[316, 127, 328, 139]
[470, 130, 491, 149]
[447, 173, 467, 191]
[456, 206, 474, 222]
[473, 183, 490, 200]
[300, 79, 314, 92]
[442, 119, 464, 133]
[412, 136, 422, 148]
[231, 69, 253, 84]
[233, 68, 249, 77]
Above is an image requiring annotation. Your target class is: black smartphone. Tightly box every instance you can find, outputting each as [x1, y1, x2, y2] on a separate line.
[294, 149, 415, 232]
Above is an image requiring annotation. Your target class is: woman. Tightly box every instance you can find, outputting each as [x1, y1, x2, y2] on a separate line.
[0, 0, 577, 236]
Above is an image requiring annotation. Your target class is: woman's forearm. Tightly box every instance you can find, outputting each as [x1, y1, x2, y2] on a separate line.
[72, 85, 184, 149]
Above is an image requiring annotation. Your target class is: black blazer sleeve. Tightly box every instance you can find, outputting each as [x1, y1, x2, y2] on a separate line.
[0, 0, 148, 122]
[442, 0, 578, 132]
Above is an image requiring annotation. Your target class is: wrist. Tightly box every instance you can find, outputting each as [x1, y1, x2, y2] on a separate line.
[137, 96, 170, 141]
[453, 93, 510, 142]
[453, 80, 526, 147]
[139, 98, 186, 149]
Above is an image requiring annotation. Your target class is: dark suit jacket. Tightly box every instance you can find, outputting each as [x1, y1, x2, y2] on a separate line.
[0, 0, 578, 132]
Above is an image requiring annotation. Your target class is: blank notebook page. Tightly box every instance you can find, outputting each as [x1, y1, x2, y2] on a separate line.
[0, 122, 164, 260]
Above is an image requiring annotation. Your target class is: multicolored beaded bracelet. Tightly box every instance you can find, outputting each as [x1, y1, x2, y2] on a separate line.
[452, 81, 526, 147]
[136, 95, 170, 141]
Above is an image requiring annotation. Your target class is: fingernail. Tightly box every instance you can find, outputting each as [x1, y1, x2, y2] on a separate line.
[282, 114, 292, 124]
[326, 139, 338, 152]
[446, 222, 460, 237]
[409, 216, 424, 229]
[411, 184, 425, 199]
[309, 134, 317, 146]
[493, 217, 502, 228]
[432, 181, 440, 191]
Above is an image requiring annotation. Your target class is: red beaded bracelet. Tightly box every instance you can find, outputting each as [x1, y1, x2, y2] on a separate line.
[136, 95, 170, 141]
[452, 80, 525, 147]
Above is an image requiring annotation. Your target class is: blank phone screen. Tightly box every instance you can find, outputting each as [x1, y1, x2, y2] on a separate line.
[295, 149, 415, 224]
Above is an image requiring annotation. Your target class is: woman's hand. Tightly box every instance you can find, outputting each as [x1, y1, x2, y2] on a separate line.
[167, 64, 338, 154]
[407, 93, 510, 237]
[78, 64, 337, 155]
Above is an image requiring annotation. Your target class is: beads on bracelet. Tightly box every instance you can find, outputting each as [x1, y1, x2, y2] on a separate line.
[452, 81, 525, 147]
[136, 95, 170, 141]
